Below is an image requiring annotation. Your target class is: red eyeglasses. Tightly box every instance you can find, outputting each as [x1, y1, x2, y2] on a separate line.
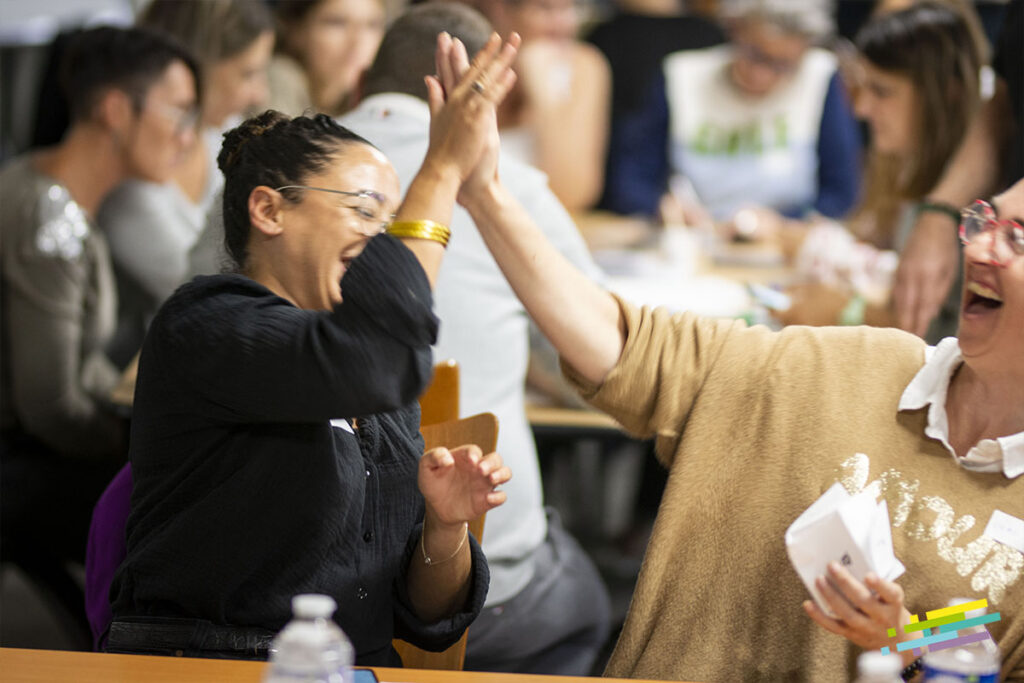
[959, 199, 1024, 267]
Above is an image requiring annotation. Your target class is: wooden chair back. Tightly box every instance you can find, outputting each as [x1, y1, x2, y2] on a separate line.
[393, 412, 498, 671]
[418, 359, 459, 427]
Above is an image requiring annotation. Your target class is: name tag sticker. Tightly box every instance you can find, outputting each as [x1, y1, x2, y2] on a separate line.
[330, 418, 354, 434]
[984, 510, 1024, 554]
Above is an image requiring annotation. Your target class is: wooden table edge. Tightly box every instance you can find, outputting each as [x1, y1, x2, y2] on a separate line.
[0, 648, 686, 683]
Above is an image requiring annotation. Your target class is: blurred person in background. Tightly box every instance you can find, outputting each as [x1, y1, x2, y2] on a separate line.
[603, 0, 861, 230]
[340, 2, 611, 674]
[473, 0, 611, 211]
[892, 0, 1022, 338]
[870, 0, 988, 51]
[99, 0, 274, 367]
[850, 0, 984, 257]
[0, 25, 198, 585]
[587, 0, 725, 213]
[185, 0, 383, 277]
[775, 3, 985, 335]
[268, 0, 386, 117]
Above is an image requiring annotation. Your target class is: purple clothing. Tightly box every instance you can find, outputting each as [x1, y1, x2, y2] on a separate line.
[85, 463, 131, 650]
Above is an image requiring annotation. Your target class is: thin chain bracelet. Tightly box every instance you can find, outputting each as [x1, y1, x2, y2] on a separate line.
[420, 521, 468, 566]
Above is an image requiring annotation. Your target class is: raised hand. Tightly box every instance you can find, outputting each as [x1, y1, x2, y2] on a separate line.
[418, 444, 511, 527]
[421, 32, 519, 186]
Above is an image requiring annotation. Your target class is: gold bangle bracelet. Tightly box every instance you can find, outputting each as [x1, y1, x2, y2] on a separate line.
[386, 220, 451, 248]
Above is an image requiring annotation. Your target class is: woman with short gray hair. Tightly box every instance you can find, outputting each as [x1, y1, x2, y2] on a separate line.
[602, 0, 861, 231]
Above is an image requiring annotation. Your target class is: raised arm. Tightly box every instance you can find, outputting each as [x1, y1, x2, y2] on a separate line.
[390, 32, 520, 287]
[433, 33, 623, 384]
[462, 182, 623, 384]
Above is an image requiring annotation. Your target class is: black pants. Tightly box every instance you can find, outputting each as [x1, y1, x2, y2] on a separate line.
[464, 510, 612, 676]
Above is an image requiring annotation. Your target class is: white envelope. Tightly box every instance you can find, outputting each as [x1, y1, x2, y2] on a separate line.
[786, 482, 905, 618]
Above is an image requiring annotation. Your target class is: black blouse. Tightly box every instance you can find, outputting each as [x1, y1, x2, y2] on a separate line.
[110, 235, 488, 665]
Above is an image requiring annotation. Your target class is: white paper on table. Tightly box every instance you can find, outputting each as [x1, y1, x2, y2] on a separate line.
[785, 481, 905, 618]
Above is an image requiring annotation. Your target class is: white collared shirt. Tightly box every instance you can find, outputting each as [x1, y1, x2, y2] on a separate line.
[898, 337, 1024, 478]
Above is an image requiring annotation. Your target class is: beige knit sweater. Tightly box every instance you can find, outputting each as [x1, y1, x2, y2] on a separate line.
[564, 298, 1023, 682]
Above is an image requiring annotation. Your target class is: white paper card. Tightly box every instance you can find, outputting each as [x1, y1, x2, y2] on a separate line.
[786, 482, 905, 618]
[330, 418, 355, 434]
[984, 510, 1024, 554]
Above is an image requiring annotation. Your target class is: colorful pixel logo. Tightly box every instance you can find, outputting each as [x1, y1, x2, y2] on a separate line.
[881, 598, 1002, 657]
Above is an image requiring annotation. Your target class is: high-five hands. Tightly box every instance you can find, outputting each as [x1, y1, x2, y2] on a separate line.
[421, 31, 520, 190]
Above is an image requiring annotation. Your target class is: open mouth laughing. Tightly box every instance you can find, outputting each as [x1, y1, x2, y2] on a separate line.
[963, 279, 1003, 316]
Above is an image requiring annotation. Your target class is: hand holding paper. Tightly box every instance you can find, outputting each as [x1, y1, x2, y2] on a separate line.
[789, 482, 920, 660]
[803, 562, 919, 660]
[786, 482, 905, 618]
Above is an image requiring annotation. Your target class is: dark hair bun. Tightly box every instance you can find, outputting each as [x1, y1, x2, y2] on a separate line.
[218, 109, 291, 173]
[217, 110, 375, 270]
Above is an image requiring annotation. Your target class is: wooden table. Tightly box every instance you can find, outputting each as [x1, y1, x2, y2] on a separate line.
[574, 211, 793, 286]
[525, 403, 623, 435]
[0, 648, 678, 683]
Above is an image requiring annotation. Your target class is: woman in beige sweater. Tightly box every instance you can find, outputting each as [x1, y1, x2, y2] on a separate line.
[437, 33, 1024, 678]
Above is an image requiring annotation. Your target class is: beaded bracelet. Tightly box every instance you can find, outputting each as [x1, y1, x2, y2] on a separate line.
[900, 656, 923, 681]
[386, 220, 451, 248]
[420, 521, 468, 566]
[917, 199, 961, 226]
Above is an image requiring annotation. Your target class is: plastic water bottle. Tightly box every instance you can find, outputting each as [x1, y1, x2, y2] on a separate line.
[922, 599, 1000, 683]
[263, 594, 354, 683]
[922, 636, 1000, 682]
[854, 651, 903, 683]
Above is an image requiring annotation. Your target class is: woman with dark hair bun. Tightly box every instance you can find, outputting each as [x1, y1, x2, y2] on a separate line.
[107, 33, 522, 666]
